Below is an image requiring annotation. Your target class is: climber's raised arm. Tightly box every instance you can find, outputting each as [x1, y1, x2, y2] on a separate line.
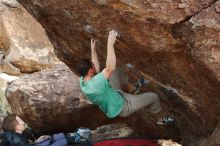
[102, 30, 117, 79]
[91, 39, 100, 73]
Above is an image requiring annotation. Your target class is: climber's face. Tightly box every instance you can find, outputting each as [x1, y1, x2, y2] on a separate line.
[15, 116, 26, 134]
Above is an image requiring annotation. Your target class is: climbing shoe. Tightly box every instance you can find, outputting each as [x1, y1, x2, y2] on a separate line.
[133, 76, 150, 94]
[157, 116, 175, 125]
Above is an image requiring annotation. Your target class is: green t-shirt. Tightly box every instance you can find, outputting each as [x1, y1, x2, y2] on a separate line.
[80, 72, 124, 118]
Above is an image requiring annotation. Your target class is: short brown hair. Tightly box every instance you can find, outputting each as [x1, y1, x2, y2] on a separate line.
[78, 59, 92, 77]
[2, 114, 18, 132]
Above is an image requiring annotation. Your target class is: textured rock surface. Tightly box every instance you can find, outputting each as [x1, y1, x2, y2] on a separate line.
[0, 0, 60, 73]
[91, 123, 133, 142]
[5, 65, 89, 133]
[17, 0, 220, 145]
[0, 73, 18, 90]
[0, 59, 21, 75]
[158, 139, 182, 146]
[201, 122, 220, 146]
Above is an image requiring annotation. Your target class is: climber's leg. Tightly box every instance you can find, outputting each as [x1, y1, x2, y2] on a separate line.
[118, 92, 161, 117]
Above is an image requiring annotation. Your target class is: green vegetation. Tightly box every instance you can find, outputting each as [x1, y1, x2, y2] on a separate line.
[0, 89, 11, 116]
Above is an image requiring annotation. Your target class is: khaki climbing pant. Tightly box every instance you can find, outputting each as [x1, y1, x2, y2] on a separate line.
[109, 67, 161, 117]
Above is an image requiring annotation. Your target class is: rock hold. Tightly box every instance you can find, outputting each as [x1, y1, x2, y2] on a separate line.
[1, 0, 19, 8]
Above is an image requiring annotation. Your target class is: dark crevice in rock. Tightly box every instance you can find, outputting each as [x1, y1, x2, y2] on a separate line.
[175, 0, 219, 25]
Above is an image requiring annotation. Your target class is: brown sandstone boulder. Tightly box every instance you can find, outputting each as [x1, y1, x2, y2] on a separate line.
[0, 0, 60, 73]
[0, 59, 21, 75]
[16, 0, 220, 145]
[5, 65, 91, 133]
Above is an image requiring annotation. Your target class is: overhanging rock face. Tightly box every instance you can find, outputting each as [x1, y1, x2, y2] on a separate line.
[17, 0, 220, 145]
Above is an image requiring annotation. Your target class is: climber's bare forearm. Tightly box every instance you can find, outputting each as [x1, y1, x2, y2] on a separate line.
[103, 30, 117, 79]
[91, 39, 100, 73]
